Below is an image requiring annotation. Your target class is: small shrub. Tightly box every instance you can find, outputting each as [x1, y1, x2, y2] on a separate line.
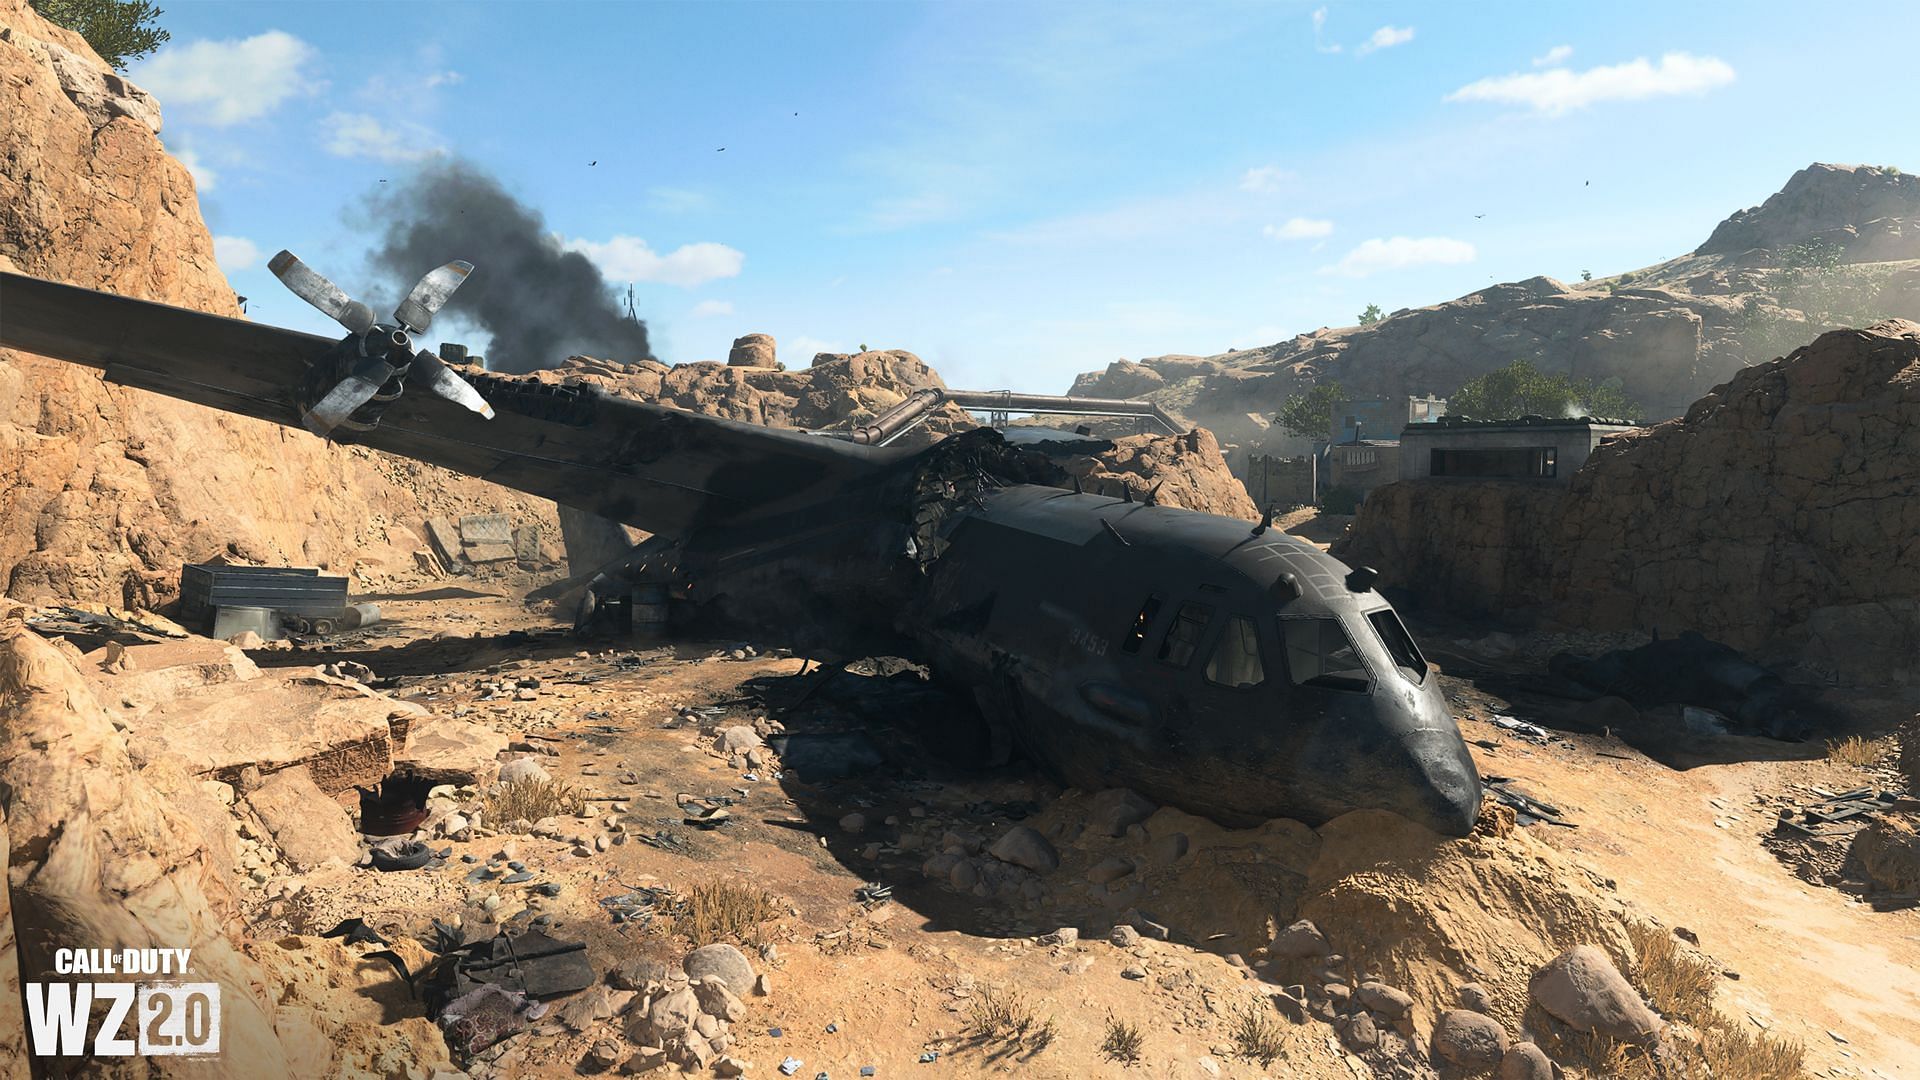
[479, 777, 585, 824]
[1101, 1014, 1143, 1063]
[1229, 1005, 1286, 1066]
[1825, 734, 1880, 768]
[1699, 1019, 1806, 1079]
[677, 879, 779, 947]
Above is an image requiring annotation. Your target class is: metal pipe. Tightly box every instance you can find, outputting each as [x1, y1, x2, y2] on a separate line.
[842, 388, 1184, 445]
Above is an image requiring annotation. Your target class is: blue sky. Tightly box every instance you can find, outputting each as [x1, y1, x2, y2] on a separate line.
[136, 1, 1919, 392]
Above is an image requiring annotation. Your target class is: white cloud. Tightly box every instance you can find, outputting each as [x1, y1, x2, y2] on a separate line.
[212, 235, 259, 270]
[1532, 44, 1573, 67]
[1239, 165, 1292, 193]
[689, 299, 734, 318]
[133, 31, 317, 126]
[1356, 26, 1415, 55]
[1322, 236, 1476, 277]
[1264, 217, 1334, 240]
[174, 146, 216, 191]
[424, 70, 464, 88]
[1311, 7, 1341, 53]
[563, 236, 745, 288]
[1446, 52, 1735, 116]
[321, 112, 444, 163]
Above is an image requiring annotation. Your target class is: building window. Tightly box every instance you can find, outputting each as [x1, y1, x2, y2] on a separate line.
[1157, 602, 1213, 668]
[1280, 617, 1370, 692]
[1366, 609, 1427, 684]
[1204, 615, 1265, 689]
[1429, 446, 1559, 480]
[1121, 595, 1161, 653]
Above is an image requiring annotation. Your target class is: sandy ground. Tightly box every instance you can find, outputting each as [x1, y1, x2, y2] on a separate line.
[224, 568, 1917, 1080]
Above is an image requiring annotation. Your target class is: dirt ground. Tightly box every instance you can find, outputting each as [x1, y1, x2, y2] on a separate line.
[214, 562, 1919, 1080]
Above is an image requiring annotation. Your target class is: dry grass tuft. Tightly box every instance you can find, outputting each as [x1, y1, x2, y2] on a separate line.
[1101, 1014, 1144, 1064]
[1229, 1005, 1287, 1067]
[1825, 735, 1881, 768]
[967, 987, 1054, 1054]
[676, 879, 779, 947]
[1627, 922, 1716, 1020]
[479, 777, 585, 824]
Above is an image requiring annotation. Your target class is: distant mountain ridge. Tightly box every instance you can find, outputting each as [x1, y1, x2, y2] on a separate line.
[1066, 163, 1920, 464]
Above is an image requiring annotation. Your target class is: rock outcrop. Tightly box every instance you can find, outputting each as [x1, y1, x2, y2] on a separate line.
[1695, 163, 1920, 263]
[1338, 320, 1920, 685]
[536, 349, 977, 447]
[1068, 428, 1260, 520]
[0, 0, 555, 605]
[0, 606, 451, 1077]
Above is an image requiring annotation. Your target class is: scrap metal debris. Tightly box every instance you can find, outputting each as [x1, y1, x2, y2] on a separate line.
[1484, 777, 1575, 827]
[1774, 787, 1903, 837]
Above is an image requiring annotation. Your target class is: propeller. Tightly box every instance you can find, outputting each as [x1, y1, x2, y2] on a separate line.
[268, 250, 495, 436]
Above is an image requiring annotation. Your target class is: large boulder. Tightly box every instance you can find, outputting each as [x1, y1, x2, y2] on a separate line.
[1528, 945, 1663, 1044]
[682, 943, 755, 995]
[726, 333, 776, 368]
[1085, 788, 1158, 837]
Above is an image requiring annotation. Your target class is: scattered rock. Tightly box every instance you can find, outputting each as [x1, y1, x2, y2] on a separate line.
[684, 944, 756, 995]
[693, 977, 748, 1022]
[1357, 981, 1414, 1021]
[621, 1047, 669, 1074]
[1270, 919, 1332, 959]
[610, 957, 671, 991]
[716, 726, 762, 754]
[1086, 788, 1158, 836]
[1457, 983, 1495, 1015]
[1041, 927, 1079, 947]
[498, 757, 553, 785]
[1086, 855, 1135, 885]
[1529, 945, 1663, 1044]
[584, 1040, 623, 1070]
[987, 825, 1059, 873]
[839, 811, 867, 834]
[1341, 1012, 1380, 1052]
[1149, 830, 1189, 864]
[1432, 1009, 1509, 1071]
[1500, 1041, 1556, 1080]
[1110, 924, 1142, 948]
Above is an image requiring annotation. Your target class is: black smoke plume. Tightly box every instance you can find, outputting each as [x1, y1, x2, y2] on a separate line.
[367, 160, 652, 373]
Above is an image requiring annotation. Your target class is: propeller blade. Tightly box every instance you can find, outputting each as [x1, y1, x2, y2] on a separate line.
[409, 347, 496, 420]
[303, 356, 396, 436]
[392, 260, 473, 333]
[268, 250, 376, 334]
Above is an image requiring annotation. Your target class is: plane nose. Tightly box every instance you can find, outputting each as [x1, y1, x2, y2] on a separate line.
[1396, 726, 1483, 837]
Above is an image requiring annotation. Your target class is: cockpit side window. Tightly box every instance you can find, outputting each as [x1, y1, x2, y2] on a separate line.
[1367, 609, 1428, 684]
[1279, 617, 1370, 692]
[1204, 615, 1266, 689]
[1121, 595, 1163, 654]
[1156, 601, 1213, 668]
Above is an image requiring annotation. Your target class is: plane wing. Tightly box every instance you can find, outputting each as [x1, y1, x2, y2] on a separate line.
[0, 271, 894, 536]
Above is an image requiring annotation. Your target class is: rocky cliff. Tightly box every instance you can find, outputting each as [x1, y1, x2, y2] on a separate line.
[1696, 162, 1920, 263]
[1337, 319, 1920, 687]
[1069, 164, 1920, 468]
[0, 0, 555, 605]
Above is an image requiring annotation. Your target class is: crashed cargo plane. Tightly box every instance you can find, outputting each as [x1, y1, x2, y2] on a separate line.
[0, 256, 1483, 836]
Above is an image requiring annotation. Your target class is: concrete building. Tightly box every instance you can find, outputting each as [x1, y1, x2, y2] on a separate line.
[1331, 394, 1446, 445]
[1324, 440, 1403, 503]
[1398, 417, 1638, 485]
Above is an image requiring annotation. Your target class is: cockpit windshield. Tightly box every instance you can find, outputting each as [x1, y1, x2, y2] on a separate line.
[1366, 608, 1428, 684]
[1279, 617, 1370, 692]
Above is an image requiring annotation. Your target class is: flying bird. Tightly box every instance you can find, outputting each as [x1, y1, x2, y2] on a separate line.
[716, 147, 726, 152]
[1474, 213, 1485, 219]
[589, 160, 597, 166]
